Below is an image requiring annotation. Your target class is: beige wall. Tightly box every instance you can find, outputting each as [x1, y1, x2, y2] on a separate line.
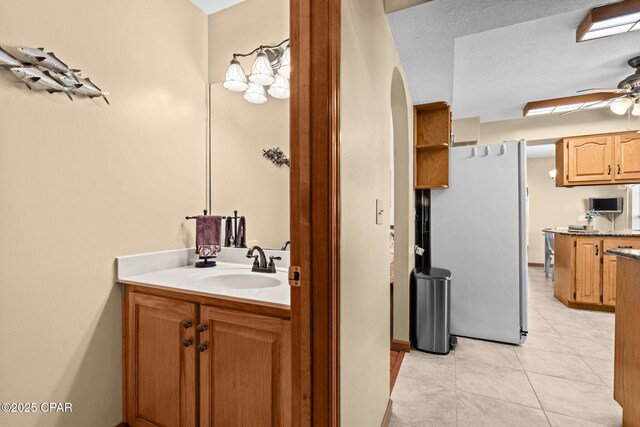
[453, 109, 633, 146]
[208, 0, 289, 250]
[527, 157, 629, 264]
[0, 1, 207, 426]
[341, 0, 413, 425]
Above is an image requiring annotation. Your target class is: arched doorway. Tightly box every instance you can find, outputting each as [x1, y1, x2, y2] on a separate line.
[390, 67, 413, 346]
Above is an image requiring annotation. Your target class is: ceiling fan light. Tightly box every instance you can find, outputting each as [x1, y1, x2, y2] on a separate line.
[267, 74, 290, 99]
[632, 102, 640, 116]
[578, 3, 640, 42]
[244, 82, 267, 104]
[222, 58, 248, 92]
[278, 44, 291, 79]
[610, 97, 633, 115]
[249, 50, 275, 86]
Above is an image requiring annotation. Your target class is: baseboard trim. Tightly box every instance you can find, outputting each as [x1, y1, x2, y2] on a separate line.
[528, 263, 544, 267]
[381, 399, 393, 427]
[391, 339, 411, 353]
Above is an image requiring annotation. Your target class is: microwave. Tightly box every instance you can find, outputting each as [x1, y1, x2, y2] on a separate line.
[589, 196, 623, 213]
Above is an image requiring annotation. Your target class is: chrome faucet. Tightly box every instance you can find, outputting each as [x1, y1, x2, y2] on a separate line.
[246, 246, 281, 273]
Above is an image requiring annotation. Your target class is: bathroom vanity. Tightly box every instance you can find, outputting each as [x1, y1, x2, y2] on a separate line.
[117, 249, 291, 427]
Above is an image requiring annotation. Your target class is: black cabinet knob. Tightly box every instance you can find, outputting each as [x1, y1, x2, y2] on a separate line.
[197, 323, 207, 332]
[197, 343, 208, 352]
[183, 339, 193, 347]
[182, 320, 192, 329]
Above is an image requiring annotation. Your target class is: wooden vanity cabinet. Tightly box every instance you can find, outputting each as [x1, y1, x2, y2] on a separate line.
[123, 286, 291, 427]
[126, 292, 197, 427]
[199, 306, 291, 427]
[555, 131, 640, 187]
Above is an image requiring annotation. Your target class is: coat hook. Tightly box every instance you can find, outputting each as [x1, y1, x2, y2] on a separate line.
[484, 146, 490, 156]
[500, 144, 506, 155]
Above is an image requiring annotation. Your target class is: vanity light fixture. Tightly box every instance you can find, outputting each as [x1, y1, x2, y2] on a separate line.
[577, 0, 640, 42]
[222, 39, 290, 104]
[523, 92, 619, 117]
[632, 102, 640, 116]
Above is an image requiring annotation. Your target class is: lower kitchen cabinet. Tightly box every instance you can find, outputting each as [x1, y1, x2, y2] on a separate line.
[575, 238, 601, 304]
[553, 234, 640, 311]
[124, 286, 291, 427]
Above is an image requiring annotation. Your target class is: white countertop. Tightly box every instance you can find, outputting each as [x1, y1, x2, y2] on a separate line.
[116, 248, 291, 308]
[119, 262, 290, 307]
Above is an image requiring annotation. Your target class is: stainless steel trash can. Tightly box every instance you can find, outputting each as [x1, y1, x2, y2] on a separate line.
[413, 267, 452, 355]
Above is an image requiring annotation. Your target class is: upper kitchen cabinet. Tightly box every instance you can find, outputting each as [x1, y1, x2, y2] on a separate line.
[556, 131, 640, 187]
[414, 102, 451, 189]
[615, 133, 640, 181]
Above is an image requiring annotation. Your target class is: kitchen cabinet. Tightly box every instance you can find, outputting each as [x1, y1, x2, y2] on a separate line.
[124, 286, 291, 427]
[615, 133, 640, 181]
[553, 234, 640, 310]
[555, 131, 640, 187]
[613, 255, 640, 425]
[575, 238, 601, 304]
[414, 102, 450, 189]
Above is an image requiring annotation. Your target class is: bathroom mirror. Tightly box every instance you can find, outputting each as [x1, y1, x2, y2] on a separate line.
[208, 0, 290, 250]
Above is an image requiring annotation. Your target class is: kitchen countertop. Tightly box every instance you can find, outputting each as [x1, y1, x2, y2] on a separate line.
[606, 248, 640, 261]
[118, 261, 290, 308]
[544, 228, 640, 237]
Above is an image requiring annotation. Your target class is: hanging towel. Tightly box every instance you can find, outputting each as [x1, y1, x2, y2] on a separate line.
[224, 217, 234, 247]
[196, 215, 222, 259]
[235, 216, 247, 248]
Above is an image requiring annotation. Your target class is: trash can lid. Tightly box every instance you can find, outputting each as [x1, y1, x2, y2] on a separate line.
[414, 267, 451, 280]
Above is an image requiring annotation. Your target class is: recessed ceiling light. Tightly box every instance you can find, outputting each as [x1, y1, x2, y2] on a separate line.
[577, 1, 640, 42]
[523, 93, 619, 117]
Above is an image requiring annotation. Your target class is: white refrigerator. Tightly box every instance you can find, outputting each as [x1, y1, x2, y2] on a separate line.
[430, 140, 528, 345]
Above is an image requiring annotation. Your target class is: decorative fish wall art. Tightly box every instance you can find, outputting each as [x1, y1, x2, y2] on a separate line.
[0, 45, 109, 104]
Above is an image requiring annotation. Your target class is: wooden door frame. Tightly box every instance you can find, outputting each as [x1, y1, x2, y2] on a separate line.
[289, 0, 341, 425]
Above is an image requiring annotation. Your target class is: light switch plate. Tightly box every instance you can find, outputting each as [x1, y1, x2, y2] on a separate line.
[376, 199, 383, 225]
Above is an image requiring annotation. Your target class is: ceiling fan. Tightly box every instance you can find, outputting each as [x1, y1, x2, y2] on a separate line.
[577, 55, 640, 116]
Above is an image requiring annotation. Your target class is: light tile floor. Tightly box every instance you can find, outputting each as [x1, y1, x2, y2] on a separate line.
[390, 267, 622, 427]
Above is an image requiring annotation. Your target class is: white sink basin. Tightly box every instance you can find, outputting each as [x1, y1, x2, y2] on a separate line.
[193, 271, 282, 290]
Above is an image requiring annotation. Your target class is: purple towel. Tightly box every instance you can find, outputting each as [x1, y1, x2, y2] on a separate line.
[196, 215, 222, 259]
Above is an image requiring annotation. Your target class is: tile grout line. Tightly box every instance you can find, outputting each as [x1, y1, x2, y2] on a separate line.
[514, 344, 552, 426]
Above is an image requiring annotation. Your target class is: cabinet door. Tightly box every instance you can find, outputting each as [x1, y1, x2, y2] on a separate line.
[575, 238, 602, 304]
[567, 136, 614, 183]
[126, 292, 197, 427]
[615, 134, 640, 180]
[199, 306, 291, 427]
[602, 255, 617, 307]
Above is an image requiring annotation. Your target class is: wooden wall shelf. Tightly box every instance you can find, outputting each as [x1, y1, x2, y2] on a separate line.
[414, 102, 451, 189]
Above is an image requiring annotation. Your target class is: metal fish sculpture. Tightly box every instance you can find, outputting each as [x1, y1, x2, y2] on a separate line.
[75, 77, 110, 105]
[10, 67, 76, 100]
[41, 69, 83, 89]
[14, 46, 79, 74]
[0, 47, 23, 67]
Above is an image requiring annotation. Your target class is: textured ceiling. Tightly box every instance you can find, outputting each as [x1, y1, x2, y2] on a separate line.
[190, 0, 243, 14]
[387, 0, 640, 122]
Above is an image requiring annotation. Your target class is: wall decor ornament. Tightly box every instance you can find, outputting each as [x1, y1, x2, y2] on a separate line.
[262, 147, 290, 167]
[0, 45, 109, 104]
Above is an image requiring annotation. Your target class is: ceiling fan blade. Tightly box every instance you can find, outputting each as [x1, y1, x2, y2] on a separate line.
[559, 96, 626, 116]
[577, 88, 628, 94]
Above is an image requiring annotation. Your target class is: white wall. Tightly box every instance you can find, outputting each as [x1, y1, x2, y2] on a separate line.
[208, 0, 289, 250]
[527, 156, 629, 264]
[0, 1, 208, 426]
[341, 0, 413, 425]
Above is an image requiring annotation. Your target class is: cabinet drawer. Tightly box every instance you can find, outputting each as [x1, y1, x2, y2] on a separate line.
[603, 239, 640, 251]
